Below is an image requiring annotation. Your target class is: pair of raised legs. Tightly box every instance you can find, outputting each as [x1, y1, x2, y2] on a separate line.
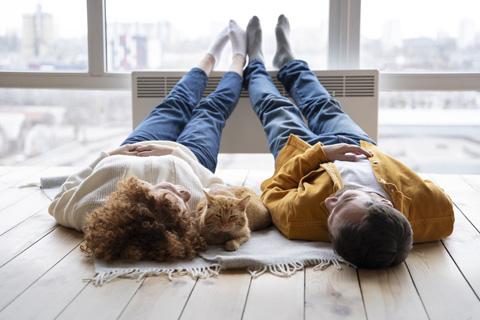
[122, 16, 375, 172]
[121, 21, 246, 172]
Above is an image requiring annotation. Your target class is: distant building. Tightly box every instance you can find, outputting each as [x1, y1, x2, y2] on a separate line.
[108, 21, 171, 70]
[21, 4, 54, 67]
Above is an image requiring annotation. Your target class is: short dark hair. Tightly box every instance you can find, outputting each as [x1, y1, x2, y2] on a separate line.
[331, 203, 413, 268]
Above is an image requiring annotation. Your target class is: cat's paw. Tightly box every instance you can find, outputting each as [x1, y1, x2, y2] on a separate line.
[224, 240, 240, 251]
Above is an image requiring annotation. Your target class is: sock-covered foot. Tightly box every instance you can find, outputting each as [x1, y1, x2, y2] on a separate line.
[207, 26, 229, 64]
[228, 20, 247, 57]
[246, 16, 263, 62]
[273, 14, 294, 69]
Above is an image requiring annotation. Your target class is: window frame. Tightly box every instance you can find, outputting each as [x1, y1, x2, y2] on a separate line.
[0, 0, 480, 92]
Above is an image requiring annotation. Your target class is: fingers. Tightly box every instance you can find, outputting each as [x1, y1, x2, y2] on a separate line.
[134, 145, 154, 152]
[341, 144, 373, 157]
[137, 151, 153, 157]
[124, 144, 137, 151]
[337, 153, 358, 162]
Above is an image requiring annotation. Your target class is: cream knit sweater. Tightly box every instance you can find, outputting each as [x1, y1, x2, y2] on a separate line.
[48, 141, 224, 232]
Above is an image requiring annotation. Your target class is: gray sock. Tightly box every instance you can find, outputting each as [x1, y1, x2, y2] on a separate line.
[273, 14, 294, 69]
[246, 16, 263, 62]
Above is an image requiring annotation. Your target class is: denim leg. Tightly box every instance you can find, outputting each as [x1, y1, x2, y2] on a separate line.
[121, 68, 208, 145]
[176, 72, 243, 172]
[278, 60, 376, 146]
[244, 59, 318, 157]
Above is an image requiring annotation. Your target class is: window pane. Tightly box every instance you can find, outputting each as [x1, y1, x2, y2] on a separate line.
[0, 89, 130, 165]
[0, 1, 87, 72]
[361, 0, 480, 72]
[378, 91, 480, 173]
[106, 0, 328, 71]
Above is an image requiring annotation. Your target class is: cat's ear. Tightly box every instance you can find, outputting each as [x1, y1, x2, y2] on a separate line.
[237, 195, 251, 211]
[203, 189, 214, 204]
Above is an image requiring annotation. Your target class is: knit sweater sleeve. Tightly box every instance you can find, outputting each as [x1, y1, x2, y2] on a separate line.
[48, 152, 109, 229]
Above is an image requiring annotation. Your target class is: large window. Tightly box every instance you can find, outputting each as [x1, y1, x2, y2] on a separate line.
[361, 0, 480, 72]
[0, 0, 88, 72]
[105, 0, 329, 71]
[0, 89, 130, 165]
[1, 0, 480, 173]
[377, 91, 480, 173]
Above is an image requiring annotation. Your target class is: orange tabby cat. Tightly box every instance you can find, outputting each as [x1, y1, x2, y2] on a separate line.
[196, 186, 271, 251]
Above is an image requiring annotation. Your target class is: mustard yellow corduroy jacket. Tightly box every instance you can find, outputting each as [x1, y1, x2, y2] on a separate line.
[260, 134, 455, 243]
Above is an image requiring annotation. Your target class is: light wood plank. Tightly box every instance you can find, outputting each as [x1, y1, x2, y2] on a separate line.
[426, 174, 480, 298]
[0, 191, 50, 235]
[118, 277, 196, 320]
[359, 264, 428, 320]
[180, 272, 251, 320]
[405, 241, 480, 319]
[0, 167, 16, 177]
[0, 227, 82, 310]
[425, 174, 480, 229]
[462, 175, 480, 193]
[0, 166, 48, 191]
[0, 246, 92, 320]
[56, 278, 143, 320]
[0, 211, 56, 266]
[0, 166, 78, 235]
[458, 175, 480, 231]
[306, 266, 366, 320]
[441, 207, 480, 299]
[243, 271, 304, 320]
[0, 188, 47, 213]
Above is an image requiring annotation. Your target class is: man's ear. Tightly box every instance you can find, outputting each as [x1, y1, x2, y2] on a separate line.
[237, 195, 251, 211]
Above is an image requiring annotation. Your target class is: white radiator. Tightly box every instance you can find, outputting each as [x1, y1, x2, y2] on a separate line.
[132, 70, 378, 153]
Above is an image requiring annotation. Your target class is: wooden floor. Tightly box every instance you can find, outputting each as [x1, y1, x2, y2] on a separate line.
[1, 160, 480, 320]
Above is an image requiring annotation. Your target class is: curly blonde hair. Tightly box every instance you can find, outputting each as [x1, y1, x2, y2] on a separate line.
[81, 177, 206, 262]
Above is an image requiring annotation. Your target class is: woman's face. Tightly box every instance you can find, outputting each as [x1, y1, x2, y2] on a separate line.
[146, 181, 191, 212]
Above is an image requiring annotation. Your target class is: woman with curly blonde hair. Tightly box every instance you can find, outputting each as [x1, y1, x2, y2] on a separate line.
[49, 21, 247, 261]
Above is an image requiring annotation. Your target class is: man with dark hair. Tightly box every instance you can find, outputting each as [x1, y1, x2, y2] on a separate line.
[244, 15, 454, 268]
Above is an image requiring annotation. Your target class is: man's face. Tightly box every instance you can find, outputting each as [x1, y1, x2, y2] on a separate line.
[325, 188, 393, 238]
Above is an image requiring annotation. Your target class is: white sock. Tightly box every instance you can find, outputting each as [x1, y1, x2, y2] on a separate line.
[207, 26, 229, 64]
[228, 20, 247, 56]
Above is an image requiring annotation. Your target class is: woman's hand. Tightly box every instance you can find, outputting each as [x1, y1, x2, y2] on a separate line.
[133, 144, 176, 157]
[107, 144, 138, 156]
[107, 144, 176, 157]
[322, 143, 373, 162]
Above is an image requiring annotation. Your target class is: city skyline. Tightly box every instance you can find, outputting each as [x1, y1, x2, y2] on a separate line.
[2, 0, 480, 39]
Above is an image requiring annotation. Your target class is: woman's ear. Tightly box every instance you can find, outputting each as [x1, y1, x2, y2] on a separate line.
[237, 195, 251, 211]
[203, 189, 214, 204]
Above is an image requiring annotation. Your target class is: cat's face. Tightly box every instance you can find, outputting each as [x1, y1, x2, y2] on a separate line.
[198, 192, 250, 234]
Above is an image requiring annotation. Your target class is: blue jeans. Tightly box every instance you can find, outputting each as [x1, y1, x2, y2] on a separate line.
[244, 59, 376, 157]
[122, 68, 242, 172]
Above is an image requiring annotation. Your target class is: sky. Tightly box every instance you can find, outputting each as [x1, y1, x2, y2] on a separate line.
[0, 0, 479, 39]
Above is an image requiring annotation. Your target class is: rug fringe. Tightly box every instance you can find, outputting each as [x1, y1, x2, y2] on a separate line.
[247, 257, 344, 278]
[91, 257, 346, 286]
[91, 263, 222, 286]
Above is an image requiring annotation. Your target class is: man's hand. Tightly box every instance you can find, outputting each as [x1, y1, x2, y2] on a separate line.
[323, 143, 373, 162]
